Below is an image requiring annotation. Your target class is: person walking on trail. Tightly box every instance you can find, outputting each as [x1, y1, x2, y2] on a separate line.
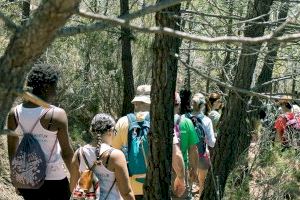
[174, 92, 199, 199]
[274, 96, 300, 149]
[207, 92, 223, 136]
[7, 64, 74, 200]
[112, 85, 151, 200]
[70, 114, 135, 200]
[190, 93, 216, 196]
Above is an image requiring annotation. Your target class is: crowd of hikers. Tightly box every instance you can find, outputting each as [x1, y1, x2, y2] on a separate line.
[5, 64, 300, 200]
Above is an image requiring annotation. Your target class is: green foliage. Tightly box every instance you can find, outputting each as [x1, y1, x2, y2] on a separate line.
[224, 124, 300, 200]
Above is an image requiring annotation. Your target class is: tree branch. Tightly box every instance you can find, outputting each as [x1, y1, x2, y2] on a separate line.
[58, 0, 189, 37]
[178, 58, 300, 101]
[0, 0, 80, 129]
[76, 10, 300, 44]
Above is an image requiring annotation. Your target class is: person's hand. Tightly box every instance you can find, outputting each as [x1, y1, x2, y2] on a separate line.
[174, 176, 185, 197]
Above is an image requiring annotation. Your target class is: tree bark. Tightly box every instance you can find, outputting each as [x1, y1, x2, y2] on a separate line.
[202, 0, 274, 199]
[219, 0, 234, 93]
[144, 2, 181, 200]
[251, 0, 289, 118]
[254, 1, 289, 94]
[21, 0, 31, 25]
[0, 0, 80, 130]
[120, 0, 135, 116]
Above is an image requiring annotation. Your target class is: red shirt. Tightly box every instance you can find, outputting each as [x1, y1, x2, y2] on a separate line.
[274, 112, 295, 142]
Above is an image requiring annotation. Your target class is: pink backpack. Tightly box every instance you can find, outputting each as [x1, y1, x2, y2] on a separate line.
[284, 113, 300, 148]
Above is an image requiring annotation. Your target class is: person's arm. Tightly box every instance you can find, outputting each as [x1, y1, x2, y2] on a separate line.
[185, 119, 199, 180]
[172, 144, 185, 197]
[172, 144, 185, 179]
[188, 145, 199, 181]
[205, 119, 216, 148]
[7, 108, 19, 164]
[111, 149, 135, 200]
[69, 149, 80, 192]
[55, 108, 74, 174]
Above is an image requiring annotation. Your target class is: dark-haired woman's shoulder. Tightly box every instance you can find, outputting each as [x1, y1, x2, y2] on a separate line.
[48, 105, 68, 128]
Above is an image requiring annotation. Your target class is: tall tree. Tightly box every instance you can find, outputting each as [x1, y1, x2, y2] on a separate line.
[21, 0, 31, 25]
[202, 0, 274, 199]
[144, 2, 182, 200]
[254, 1, 290, 94]
[0, 0, 80, 130]
[219, 0, 234, 93]
[120, 0, 135, 116]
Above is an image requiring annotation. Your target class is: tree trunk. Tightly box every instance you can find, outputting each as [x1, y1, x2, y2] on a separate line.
[219, 0, 233, 93]
[120, 0, 135, 116]
[183, 2, 191, 91]
[184, 40, 191, 91]
[0, 0, 80, 130]
[202, 0, 274, 199]
[251, 0, 289, 124]
[254, 1, 289, 94]
[144, 3, 181, 200]
[21, 0, 31, 25]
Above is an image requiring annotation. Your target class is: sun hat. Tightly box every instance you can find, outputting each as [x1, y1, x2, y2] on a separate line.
[131, 85, 151, 104]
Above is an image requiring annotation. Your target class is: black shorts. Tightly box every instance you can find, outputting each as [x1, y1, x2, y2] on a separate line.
[18, 177, 70, 200]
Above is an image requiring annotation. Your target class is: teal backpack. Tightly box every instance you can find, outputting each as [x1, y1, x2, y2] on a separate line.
[126, 113, 150, 183]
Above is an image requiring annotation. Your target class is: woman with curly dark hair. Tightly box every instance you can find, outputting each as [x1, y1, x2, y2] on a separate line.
[7, 64, 74, 200]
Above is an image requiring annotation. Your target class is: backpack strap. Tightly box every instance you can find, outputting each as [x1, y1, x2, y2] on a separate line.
[80, 147, 112, 170]
[143, 113, 150, 128]
[127, 113, 140, 131]
[14, 106, 51, 133]
[127, 113, 139, 163]
[47, 136, 58, 163]
[103, 178, 116, 200]
[47, 108, 55, 130]
[105, 148, 114, 167]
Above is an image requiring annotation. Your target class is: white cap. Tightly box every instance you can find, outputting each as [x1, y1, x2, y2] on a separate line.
[131, 85, 151, 104]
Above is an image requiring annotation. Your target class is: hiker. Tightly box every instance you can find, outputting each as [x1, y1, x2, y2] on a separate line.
[274, 96, 300, 148]
[174, 92, 199, 199]
[190, 93, 216, 196]
[7, 64, 74, 200]
[69, 113, 135, 200]
[112, 85, 151, 200]
[276, 95, 300, 114]
[207, 92, 223, 135]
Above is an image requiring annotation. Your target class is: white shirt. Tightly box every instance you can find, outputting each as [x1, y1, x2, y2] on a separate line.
[79, 144, 123, 200]
[14, 104, 66, 180]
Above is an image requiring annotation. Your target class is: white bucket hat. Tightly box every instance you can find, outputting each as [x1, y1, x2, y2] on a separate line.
[131, 85, 151, 104]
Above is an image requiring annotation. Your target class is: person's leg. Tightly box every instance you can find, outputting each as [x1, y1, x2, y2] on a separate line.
[18, 184, 46, 200]
[45, 177, 71, 200]
[198, 169, 208, 196]
[18, 188, 43, 200]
